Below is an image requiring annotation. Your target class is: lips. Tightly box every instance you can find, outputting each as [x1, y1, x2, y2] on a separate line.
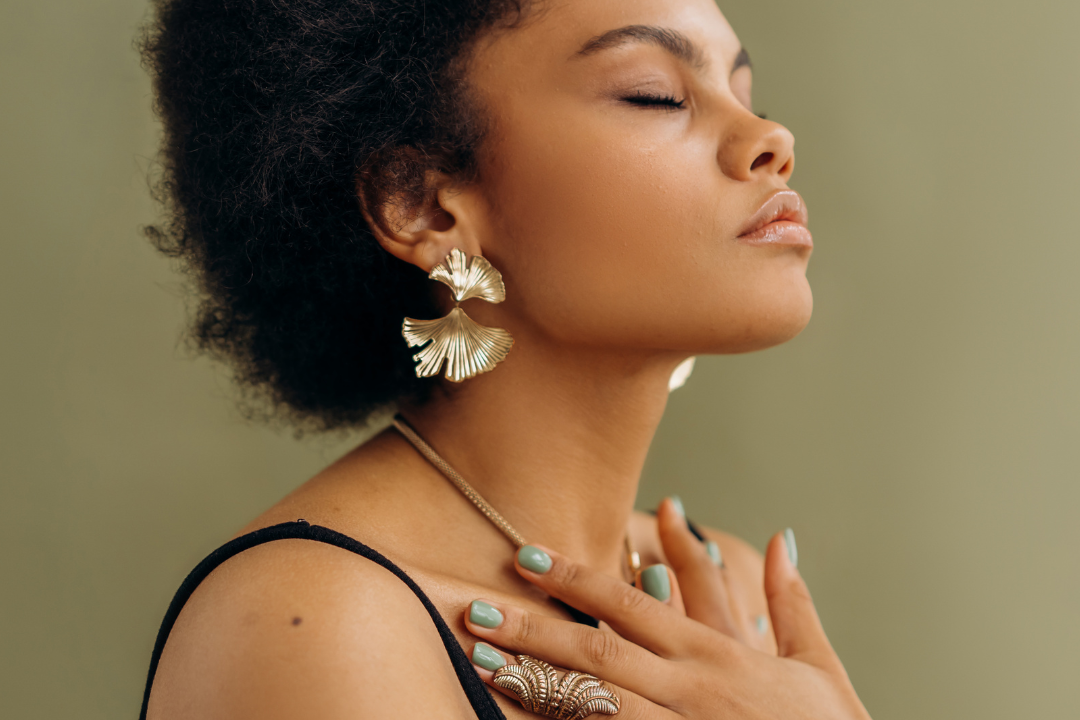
[736, 190, 812, 248]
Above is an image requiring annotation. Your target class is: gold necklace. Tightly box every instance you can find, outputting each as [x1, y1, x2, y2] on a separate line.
[392, 414, 642, 581]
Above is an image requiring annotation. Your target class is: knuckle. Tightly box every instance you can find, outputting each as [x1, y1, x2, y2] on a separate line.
[550, 558, 583, 593]
[687, 628, 740, 664]
[767, 576, 814, 606]
[581, 628, 622, 668]
[511, 609, 543, 649]
[786, 578, 814, 605]
[614, 585, 651, 616]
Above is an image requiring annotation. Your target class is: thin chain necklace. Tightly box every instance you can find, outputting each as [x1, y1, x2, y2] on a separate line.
[392, 414, 642, 581]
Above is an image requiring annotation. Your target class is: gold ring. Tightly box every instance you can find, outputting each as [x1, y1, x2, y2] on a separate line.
[493, 655, 620, 719]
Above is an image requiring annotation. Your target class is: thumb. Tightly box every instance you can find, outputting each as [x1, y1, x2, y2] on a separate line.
[764, 529, 838, 669]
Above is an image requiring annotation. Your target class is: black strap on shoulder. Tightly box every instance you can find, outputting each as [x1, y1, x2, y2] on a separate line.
[139, 521, 505, 720]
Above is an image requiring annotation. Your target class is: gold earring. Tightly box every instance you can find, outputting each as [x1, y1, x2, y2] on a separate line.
[402, 248, 514, 382]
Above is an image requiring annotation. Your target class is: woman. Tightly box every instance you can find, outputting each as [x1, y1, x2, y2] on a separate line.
[140, 0, 871, 718]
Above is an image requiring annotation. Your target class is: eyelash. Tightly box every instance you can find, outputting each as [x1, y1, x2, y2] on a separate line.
[621, 94, 768, 119]
[622, 93, 686, 110]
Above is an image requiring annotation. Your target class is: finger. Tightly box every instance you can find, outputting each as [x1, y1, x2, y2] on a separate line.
[464, 599, 670, 694]
[655, 498, 744, 640]
[634, 563, 685, 615]
[469, 641, 674, 720]
[514, 544, 694, 658]
[764, 529, 838, 668]
[469, 641, 569, 709]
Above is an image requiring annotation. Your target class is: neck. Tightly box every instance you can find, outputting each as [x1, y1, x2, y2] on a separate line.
[400, 342, 684, 577]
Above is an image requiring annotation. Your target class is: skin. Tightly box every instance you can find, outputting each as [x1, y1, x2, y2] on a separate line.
[147, 0, 869, 718]
[467, 522, 870, 719]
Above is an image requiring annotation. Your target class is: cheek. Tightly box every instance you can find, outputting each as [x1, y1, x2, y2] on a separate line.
[482, 115, 811, 352]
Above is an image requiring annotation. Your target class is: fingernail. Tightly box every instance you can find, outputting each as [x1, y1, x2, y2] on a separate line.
[472, 642, 506, 671]
[705, 540, 724, 567]
[517, 545, 552, 574]
[669, 495, 686, 519]
[641, 564, 671, 602]
[755, 614, 769, 635]
[469, 600, 503, 629]
[784, 527, 798, 568]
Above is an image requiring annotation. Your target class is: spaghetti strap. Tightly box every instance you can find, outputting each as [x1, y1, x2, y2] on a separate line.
[139, 520, 505, 720]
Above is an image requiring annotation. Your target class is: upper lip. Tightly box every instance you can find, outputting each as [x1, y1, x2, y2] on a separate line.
[737, 190, 809, 237]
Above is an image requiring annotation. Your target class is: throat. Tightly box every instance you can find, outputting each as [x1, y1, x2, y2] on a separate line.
[395, 346, 683, 576]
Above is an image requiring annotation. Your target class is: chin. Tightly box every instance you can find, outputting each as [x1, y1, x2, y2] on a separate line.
[701, 280, 814, 355]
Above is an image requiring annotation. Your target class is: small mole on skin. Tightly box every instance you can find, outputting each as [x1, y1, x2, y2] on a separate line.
[292, 616, 303, 626]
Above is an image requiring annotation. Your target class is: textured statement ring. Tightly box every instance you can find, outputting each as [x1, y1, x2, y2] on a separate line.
[493, 655, 621, 719]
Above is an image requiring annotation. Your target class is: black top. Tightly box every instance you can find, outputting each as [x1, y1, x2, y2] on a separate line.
[140, 517, 707, 719]
[139, 520, 507, 720]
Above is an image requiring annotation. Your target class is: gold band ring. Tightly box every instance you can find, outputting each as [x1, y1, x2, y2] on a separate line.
[493, 655, 621, 719]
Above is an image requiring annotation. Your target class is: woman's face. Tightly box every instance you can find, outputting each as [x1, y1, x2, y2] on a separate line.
[466, 0, 812, 360]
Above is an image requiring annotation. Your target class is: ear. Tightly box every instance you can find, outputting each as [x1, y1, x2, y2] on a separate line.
[358, 168, 486, 274]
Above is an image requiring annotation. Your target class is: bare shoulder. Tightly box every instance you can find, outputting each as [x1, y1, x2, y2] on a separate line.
[147, 537, 476, 720]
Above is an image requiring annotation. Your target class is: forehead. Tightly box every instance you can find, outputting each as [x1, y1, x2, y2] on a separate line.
[472, 0, 742, 75]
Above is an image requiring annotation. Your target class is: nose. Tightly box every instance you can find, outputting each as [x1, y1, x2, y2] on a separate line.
[718, 114, 796, 182]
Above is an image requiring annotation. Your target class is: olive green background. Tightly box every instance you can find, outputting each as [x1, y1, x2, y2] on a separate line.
[2, 0, 1077, 717]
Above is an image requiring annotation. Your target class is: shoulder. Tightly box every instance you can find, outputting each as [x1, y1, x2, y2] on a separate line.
[147, 534, 476, 720]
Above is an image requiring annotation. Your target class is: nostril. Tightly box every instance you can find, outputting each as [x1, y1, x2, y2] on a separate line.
[750, 152, 773, 171]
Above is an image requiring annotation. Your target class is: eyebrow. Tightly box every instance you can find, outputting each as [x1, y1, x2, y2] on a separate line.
[576, 24, 751, 76]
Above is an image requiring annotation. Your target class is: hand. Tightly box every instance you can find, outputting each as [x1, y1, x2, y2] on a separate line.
[648, 498, 763, 649]
[465, 530, 871, 719]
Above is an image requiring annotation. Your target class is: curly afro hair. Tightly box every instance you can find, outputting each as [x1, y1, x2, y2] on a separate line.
[139, 0, 533, 432]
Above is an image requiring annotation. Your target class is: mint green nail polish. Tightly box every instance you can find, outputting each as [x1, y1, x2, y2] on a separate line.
[705, 540, 724, 567]
[784, 528, 798, 568]
[755, 614, 769, 635]
[472, 642, 506, 671]
[469, 600, 503, 629]
[641, 564, 671, 602]
[669, 495, 686, 519]
[518, 545, 552, 574]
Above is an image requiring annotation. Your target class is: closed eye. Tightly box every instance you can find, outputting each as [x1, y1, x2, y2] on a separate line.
[621, 93, 686, 110]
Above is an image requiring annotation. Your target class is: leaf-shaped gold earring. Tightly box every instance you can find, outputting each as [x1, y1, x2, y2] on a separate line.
[402, 248, 514, 382]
